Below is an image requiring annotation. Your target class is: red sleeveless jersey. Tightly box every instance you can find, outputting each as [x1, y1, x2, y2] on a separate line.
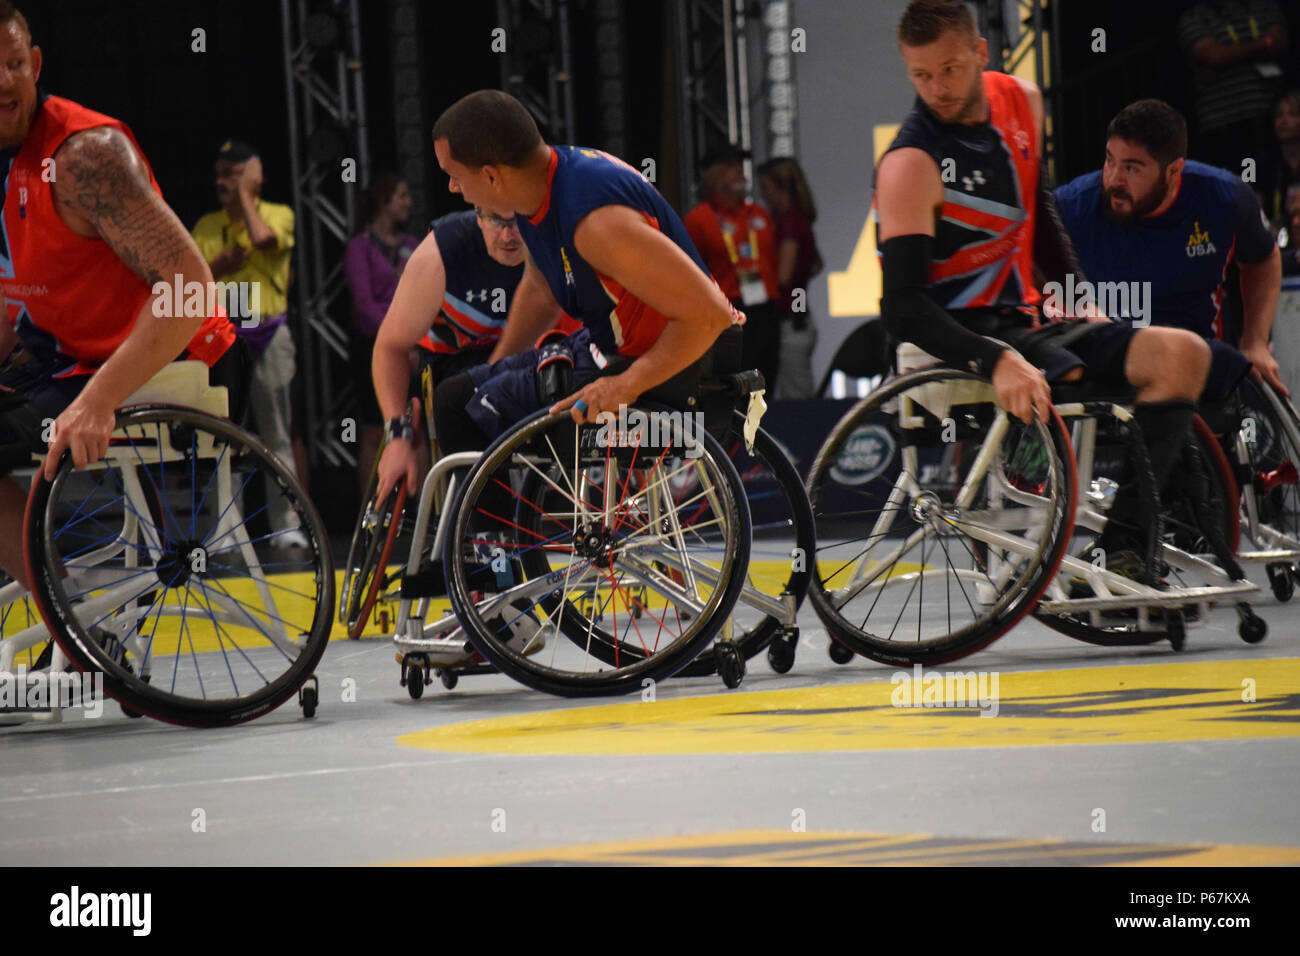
[1, 96, 234, 376]
[878, 71, 1042, 316]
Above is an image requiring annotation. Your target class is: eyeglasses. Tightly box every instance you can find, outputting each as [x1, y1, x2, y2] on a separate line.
[476, 209, 518, 229]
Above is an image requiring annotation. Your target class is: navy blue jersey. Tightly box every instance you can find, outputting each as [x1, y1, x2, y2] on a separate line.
[1055, 160, 1276, 339]
[515, 145, 718, 357]
[875, 71, 1042, 312]
[421, 210, 524, 355]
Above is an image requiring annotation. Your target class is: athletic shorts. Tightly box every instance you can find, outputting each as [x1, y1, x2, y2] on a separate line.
[0, 339, 247, 477]
[956, 308, 1137, 391]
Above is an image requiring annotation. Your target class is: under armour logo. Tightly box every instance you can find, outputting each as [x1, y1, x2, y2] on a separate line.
[961, 170, 985, 192]
[465, 288, 488, 302]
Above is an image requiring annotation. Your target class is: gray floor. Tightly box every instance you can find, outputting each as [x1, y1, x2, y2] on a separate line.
[2, 567, 1298, 866]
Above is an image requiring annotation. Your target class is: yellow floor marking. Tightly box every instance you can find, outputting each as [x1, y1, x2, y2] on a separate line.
[399, 658, 1300, 754]
[394, 828, 1300, 867]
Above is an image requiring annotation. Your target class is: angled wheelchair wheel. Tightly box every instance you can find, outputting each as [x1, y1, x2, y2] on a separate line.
[1036, 413, 1241, 647]
[24, 405, 335, 727]
[445, 406, 751, 697]
[672, 420, 814, 677]
[807, 368, 1076, 666]
[341, 464, 407, 639]
[1232, 377, 1300, 557]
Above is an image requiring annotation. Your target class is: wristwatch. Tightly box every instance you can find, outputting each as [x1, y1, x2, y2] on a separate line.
[385, 404, 415, 443]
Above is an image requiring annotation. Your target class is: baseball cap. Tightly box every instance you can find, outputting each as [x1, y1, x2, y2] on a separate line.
[216, 139, 258, 163]
[697, 144, 750, 173]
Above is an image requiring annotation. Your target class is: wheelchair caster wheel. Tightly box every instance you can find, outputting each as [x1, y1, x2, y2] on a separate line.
[828, 640, 854, 665]
[299, 686, 318, 719]
[403, 654, 429, 699]
[1237, 607, 1267, 644]
[1165, 610, 1186, 651]
[1266, 562, 1294, 602]
[714, 643, 745, 689]
[767, 629, 798, 674]
[438, 669, 458, 690]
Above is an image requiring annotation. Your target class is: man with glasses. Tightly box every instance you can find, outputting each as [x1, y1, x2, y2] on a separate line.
[372, 205, 575, 499]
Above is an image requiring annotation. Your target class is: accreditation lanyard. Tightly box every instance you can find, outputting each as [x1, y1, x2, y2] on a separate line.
[715, 205, 767, 306]
[1224, 16, 1259, 44]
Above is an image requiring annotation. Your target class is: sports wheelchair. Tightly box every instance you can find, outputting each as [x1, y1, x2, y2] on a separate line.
[806, 343, 1268, 666]
[340, 330, 815, 697]
[1199, 375, 1300, 601]
[0, 361, 333, 726]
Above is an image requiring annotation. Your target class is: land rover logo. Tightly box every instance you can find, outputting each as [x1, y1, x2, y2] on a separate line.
[831, 424, 895, 485]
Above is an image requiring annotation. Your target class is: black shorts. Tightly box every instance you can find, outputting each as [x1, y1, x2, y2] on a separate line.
[960, 309, 1137, 391]
[0, 338, 250, 477]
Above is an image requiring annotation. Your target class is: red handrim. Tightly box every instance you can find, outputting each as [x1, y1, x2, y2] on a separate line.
[348, 482, 408, 639]
[1193, 413, 1241, 554]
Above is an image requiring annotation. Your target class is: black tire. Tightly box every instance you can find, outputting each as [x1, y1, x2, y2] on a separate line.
[766, 630, 797, 674]
[676, 422, 814, 676]
[341, 476, 407, 639]
[26, 405, 334, 727]
[808, 368, 1076, 666]
[1232, 377, 1300, 557]
[1267, 562, 1295, 601]
[445, 407, 752, 697]
[1038, 414, 1239, 646]
[520, 420, 813, 677]
[714, 641, 745, 688]
[1238, 609, 1268, 644]
[827, 639, 854, 665]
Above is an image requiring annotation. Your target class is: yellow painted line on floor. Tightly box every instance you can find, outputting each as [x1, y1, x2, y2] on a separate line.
[398, 658, 1300, 755]
[394, 829, 1300, 867]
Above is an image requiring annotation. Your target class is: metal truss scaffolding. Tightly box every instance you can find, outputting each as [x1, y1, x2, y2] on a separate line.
[672, 0, 748, 210]
[280, 0, 369, 468]
[979, 0, 1062, 178]
[495, 0, 576, 142]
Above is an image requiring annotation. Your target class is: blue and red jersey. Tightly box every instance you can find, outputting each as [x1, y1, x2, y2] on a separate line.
[515, 145, 718, 357]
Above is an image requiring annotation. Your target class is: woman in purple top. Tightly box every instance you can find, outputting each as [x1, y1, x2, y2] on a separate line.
[345, 172, 419, 490]
[758, 157, 823, 399]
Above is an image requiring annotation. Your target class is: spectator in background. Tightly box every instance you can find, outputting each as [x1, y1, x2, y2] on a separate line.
[344, 172, 418, 492]
[1178, 0, 1289, 174]
[1281, 185, 1300, 277]
[758, 157, 823, 399]
[683, 146, 782, 394]
[1259, 90, 1300, 229]
[192, 139, 306, 548]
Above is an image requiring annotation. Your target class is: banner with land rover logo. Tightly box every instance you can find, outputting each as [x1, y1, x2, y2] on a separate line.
[830, 422, 896, 485]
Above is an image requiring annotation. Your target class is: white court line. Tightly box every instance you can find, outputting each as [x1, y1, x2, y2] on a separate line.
[0, 756, 479, 804]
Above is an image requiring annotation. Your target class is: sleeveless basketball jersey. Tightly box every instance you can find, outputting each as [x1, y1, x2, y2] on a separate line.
[1055, 160, 1277, 340]
[878, 71, 1041, 313]
[515, 145, 721, 357]
[1, 95, 235, 376]
[420, 210, 526, 355]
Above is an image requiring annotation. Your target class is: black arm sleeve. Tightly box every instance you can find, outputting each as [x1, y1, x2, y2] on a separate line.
[1034, 163, 1084, 287]
[879, 234, 1009, 377]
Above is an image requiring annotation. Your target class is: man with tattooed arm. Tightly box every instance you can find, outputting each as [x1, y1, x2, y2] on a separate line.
[0, 2, 239, 591]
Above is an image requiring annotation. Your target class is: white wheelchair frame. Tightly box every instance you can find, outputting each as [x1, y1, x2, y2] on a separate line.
[885, 344, 1259, 638]
[0, 362, 302, 722]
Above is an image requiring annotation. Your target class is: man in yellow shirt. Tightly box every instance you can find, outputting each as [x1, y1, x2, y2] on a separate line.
[192, 139, 305, 547]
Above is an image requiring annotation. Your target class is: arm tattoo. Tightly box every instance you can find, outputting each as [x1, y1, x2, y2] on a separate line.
[53, 127, 194, 287]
